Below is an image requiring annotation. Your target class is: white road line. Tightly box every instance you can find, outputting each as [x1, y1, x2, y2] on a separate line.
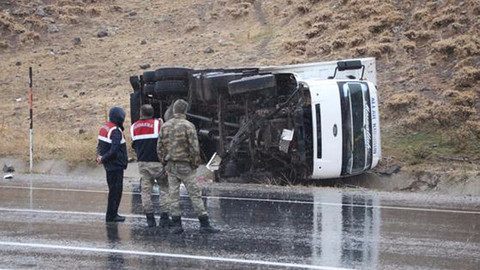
[365, 205, 480, 214]
[0, 207, 197, 222]
[0, 185, 479, 215]
[0, 185, 109, 194]
[0, 241, 352, 270]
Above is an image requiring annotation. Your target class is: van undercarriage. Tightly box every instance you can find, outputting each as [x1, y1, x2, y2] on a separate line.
[130, 67, 313, 181]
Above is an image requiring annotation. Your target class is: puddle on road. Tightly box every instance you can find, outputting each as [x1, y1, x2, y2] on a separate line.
[128, 190, 381, 269]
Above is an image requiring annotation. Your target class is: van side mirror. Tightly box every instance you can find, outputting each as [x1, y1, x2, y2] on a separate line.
[331, 60, 365, 80]
[337, 60, 362, 71]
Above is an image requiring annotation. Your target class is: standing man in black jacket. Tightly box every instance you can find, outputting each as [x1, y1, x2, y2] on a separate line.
[97, 106, 128, 223]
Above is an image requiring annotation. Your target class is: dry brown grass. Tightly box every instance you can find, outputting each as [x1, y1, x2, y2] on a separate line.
[404, 30, 435, 41]
[284, 39, 308, 55]
[225, 2, 253, 19]
[432, 35, 480, 58]
[385, 93, 418, 112]
[0, 126, 97, 164]
[454, 66, 480, 88]
[35, 130, 98, 163]
[443, 90, 477, 107]
[0, 123, 139, 165]
[427, 103, 476, 127]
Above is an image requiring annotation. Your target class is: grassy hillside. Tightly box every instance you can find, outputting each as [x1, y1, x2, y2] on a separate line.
[0, 0, 479, 174]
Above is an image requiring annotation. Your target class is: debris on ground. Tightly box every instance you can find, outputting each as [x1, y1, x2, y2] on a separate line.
[73, 37, 82, 45]
[401, 180, 439, 192]
[3, 164, 14, 173]
[97, 29, 108, 38]
[3, 174, 13, 180]
[48, 24, 59, 33]
[139, 63, 151, 69]
[35, 6, 46, 17]
[204, 46, 214, 53]
[401, 172, 441, 192]
[376, 165, 401, 176]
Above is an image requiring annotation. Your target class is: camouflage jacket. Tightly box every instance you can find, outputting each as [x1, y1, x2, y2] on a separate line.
[157, 113, 201, 167]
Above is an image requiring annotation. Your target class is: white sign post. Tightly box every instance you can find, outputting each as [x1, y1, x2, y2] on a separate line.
[29, 67, 33, 173]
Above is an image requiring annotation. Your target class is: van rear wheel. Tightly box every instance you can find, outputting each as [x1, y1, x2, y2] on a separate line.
[155, 67, 191, 81]
[142, 71, 156, 83]
[228, 74, 276, 95]
[154, 80, 188, 95]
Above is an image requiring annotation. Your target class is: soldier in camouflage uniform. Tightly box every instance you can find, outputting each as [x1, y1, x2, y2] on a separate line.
[157, 99, 219, 234]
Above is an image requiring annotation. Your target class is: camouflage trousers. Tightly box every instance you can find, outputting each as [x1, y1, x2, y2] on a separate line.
[167, 161, 207, 217]
[138, 162, 169, 214]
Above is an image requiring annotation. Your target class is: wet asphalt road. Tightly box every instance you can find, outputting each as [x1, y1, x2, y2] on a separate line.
[0, 175, 478, 270]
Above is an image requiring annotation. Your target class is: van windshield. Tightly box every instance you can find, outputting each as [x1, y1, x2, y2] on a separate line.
[339, 82, 372, 175]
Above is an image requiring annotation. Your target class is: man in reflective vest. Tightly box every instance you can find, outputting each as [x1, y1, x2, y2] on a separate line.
[97, 106, 128, 222]
[131, 104, 170, 227]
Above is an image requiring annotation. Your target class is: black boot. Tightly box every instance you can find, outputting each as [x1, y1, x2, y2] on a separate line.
[158, 212, 171, 228]
[106, 215, 125, 223]
[146, 213, 156, 227]
[199, 215, 220, 233]
[113, 215, 125, 222]
[170, 216, 184, 234]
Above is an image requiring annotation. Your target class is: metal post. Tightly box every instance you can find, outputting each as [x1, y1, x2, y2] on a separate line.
[217, 92, 225, 156]
[29, 67, 33, 173]
[245, 97, 255, 171]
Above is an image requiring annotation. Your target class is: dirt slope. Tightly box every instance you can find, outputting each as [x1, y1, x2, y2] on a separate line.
[0, 0, 479, 180]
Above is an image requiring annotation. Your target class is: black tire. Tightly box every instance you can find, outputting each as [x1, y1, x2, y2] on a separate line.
[130, 92, 141, 124]
[228, 74, 276, 96]
[154, 67, 191, 81]
[144, 83, 155, 95]
[199, 72, 242, 103]
[204, 72, 243, 91]
[130, 75, 141, 92]
[143, 71, 156, 83]
[154, 80, 188, 95]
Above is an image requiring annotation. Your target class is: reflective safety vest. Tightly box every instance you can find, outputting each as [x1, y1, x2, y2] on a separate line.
[97, 121, 128, 171]
[98, 122, 126, 144]
[130, 118, 162, 162]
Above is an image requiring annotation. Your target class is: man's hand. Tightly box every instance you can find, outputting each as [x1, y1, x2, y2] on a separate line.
[96, 156, 103, 164]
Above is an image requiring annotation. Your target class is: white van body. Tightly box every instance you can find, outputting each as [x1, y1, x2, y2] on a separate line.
[133, 58, 381, 180]
[262, 58, 381, 179]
